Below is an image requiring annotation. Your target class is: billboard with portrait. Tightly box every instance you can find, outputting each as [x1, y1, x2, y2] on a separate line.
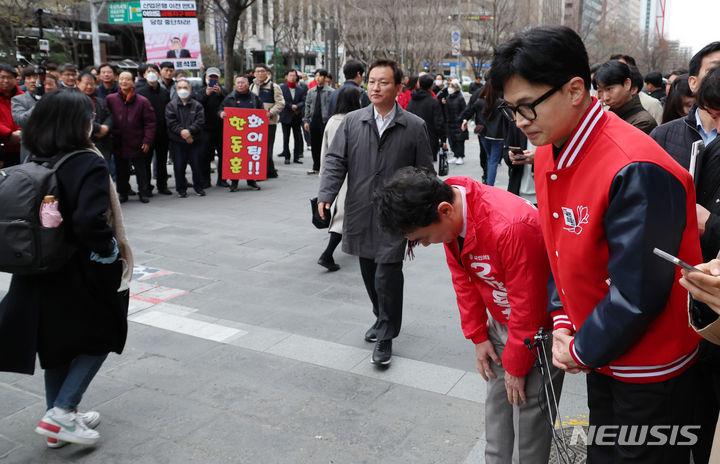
[141, 0, 203, 70]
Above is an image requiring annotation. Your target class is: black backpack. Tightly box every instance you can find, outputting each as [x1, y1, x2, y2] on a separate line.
[0, 151, 85, 275]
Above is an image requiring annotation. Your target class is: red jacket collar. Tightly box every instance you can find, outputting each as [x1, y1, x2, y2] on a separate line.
[555, 97, 606, 169]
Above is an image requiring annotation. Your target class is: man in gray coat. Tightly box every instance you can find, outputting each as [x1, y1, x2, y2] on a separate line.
[304, 68, 334, 174]
[318, 58, 434, 366]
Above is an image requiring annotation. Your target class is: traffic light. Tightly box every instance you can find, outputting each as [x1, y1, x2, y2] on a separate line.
[15, 36, 39, 56]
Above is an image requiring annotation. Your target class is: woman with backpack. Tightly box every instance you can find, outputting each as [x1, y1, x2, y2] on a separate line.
[0, 88, 132, 449]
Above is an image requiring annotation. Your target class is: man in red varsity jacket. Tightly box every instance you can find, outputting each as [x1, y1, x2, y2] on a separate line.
[489, 26, 702, 463]
[375, 167, 564, 464]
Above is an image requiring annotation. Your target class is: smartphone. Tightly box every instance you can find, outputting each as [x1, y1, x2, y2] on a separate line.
[653, 248, 702, 272]
[509, 146, 527, 161]
[209, 78, 218, 87]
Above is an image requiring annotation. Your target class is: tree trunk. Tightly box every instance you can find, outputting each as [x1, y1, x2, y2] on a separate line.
[224, 11, 240, 92]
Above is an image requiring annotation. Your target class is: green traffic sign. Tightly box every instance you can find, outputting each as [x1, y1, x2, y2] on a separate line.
[108, 2, 142, 24]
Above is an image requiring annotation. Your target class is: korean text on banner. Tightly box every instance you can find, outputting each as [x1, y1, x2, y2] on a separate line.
[141, 0, 203, 70]
[222, 108, 269, 180]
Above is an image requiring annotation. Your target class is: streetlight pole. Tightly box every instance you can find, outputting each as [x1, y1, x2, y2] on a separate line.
[456, 0, 462, 82]
[89, 0, 106, 67]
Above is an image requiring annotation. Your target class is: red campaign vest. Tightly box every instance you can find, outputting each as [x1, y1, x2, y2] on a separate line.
[535, 98, 701, 383]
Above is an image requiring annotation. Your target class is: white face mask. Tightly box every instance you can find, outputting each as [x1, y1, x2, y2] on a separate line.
[177, 89, 191, 99]
[434, 79, 443, 87]
[146, 72, 159, 83]
[447, 88, 456, 95]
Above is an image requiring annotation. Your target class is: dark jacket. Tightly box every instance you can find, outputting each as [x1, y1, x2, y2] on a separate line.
[648, 88, 666, 104]
[478, 99, 505, 139]
[195, 85, 228, 131]
[445, 92, 468, 142]
[0, 152, 127, 374]
[220, 90, 263, 111]
[106, 90, 157, 159]
[649, 107, 703, 169]
[650, 107, 720, 261]
[303, 85, 334, 125]
[279, 83, 307, 125]
[90, 95, 113, 155]
[165, 97, 205, 144]
[406, 88, 446, 151]
[96, 82, 119, 100]
[327, 80, 370, 115]
[460, 92, 486, 127]
[136, 83, 170, 133]
[612, 94, 657, 134]
[318, 103, 435, 263]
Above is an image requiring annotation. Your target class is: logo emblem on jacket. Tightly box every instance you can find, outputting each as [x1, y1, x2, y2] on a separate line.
[562, 206, 589, 235]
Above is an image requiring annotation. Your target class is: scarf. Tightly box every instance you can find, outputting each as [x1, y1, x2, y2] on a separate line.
[286, 80, 297, 88]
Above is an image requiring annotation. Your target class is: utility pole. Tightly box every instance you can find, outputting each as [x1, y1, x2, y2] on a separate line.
[456, 0, 462, 82]
[89, 0, 107, 67]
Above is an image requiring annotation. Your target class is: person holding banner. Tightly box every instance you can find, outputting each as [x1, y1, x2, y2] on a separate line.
[250, 65, 284, 179]
[220, 75, 263, 192]
[165, 78, 206, 198]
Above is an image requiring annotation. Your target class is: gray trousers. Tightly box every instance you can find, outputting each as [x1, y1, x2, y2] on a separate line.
[484, 316, 565, 464]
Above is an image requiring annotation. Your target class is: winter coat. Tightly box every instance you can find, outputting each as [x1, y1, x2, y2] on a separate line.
[319, 114, 348, 234]
[250, 78, 284, 124]
[318, 103, 435, 262]
[96, 82, 119, 101]
[220, 90, 263, 111]
[406, 88, 446, 152]
[303, 85, 334, 125]
[106, 90, 157, 159]
[136, 83, 170, 133]
[11, 91, 39, 163]
[90, 94, 113, 157]
[0, 151, 129, 374]
[165, 97, 205, 144]
[649, 106, 705, 169]
[0, 86, 22, 155]
[279, 83, 307, 125]
[445, 92, 468, 142]
[611, 94, 657, 134]
[397, 89, 412, 110]
[480, 99, 505, 140]
[195, 85, 228, 131]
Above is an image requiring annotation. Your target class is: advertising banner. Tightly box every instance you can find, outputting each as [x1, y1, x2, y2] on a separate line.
[221, 108, 269, 180]
[141, 0, 203, 70]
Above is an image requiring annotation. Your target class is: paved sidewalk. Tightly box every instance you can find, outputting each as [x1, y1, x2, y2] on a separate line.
[0, 135, 588, 463]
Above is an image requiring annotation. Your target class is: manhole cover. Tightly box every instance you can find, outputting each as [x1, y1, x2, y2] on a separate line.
[547, 426, 588, 464]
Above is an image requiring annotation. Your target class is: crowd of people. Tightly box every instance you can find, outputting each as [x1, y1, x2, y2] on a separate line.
[4, 27, 720, 464]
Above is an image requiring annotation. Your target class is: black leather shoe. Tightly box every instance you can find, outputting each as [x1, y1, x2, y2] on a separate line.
[293, 159, 303, 164]
[158, 188, 172, 195]
[317, 255, 340, 272]
[371, 339, 392, 365]
[128, 189, 137, 196]
[177, 191, 188, 198]
[267, 170, 279, 178]
[247, 181, 261, 191]
[139, 195, 150, 203]
[194, 189, 206, 196]
[364, 323, 378, 343]
[229, 187, 239, 192]
[284, 158, 291, 164]
[217, 180, 230, 188]
[119, 194, 128, 203]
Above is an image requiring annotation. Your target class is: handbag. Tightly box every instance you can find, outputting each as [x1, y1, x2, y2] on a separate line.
[310, 197, 330, 229]
[438, 149, 449, 176]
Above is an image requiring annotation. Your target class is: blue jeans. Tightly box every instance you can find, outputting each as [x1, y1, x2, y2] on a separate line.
[480, 137, 504, 186]
[44, 354, 108, 411]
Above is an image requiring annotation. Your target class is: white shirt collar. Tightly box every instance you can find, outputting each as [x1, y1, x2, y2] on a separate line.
[373, 104, 397, 137]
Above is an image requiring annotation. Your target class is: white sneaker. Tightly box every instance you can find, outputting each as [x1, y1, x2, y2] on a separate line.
[447, 157, 458, 164]
[35, 408, 99, 446]
[45, 410, 100, 449]
[455, 158, 464, 165]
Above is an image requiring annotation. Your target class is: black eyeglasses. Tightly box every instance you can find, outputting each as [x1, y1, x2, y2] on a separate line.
[500, 81, 567, 122]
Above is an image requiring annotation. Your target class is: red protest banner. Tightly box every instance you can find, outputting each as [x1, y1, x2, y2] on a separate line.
[221, 108, 269, 180]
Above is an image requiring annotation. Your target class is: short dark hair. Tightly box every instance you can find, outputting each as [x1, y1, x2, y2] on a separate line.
[98, 62, 117, 74]
[594, 60, 631, 87]
[689, 42, 720, 77]
[668, 68, 688, 78]
[609, 54, 637, 67]
[368, 59, 403, 85]
[662, 74, 693, 124]
[21, 66, 37, 78]
[375, 167, 453, 236]
[254, 64, 270, 72]
[644, 71, 663, 88]
[44, 74, 58, 85]
[172, 36, 181, 41]
[327, 73, 333, 81]
[23, 88, 93, 157]
[81, 65, 97, 74]
[435, 74, 444, 80]
[343, 60, 365, 80]
[137, 62, 150, 75]
[59, 63, 77, 73]
[46, 62, 58, 72]
[314, 68, 329, 77]
[285, 68, 299, 78]
[628, 66, 644, 92]
[332, 86, 362, 116]
[0, 63, 17, 76]
[159, 61, 175, 70]
[418, 74, 434, 90]
[146, 63, 159, 73]
[78, 71, 96, 83]
[489, 26, 591, 91]
[697, 66, 720, 112]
